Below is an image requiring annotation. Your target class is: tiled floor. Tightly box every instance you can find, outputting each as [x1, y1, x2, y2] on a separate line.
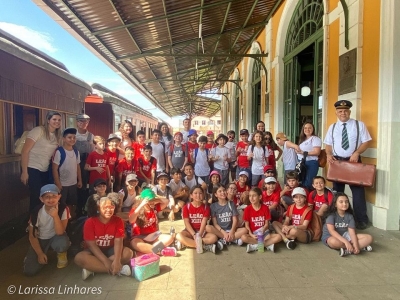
[0, 218, 399, 300]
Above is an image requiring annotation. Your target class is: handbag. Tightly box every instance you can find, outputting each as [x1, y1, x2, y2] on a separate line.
[295, 151, 308, 184]
[326, 160, 376, 187]
[318, 149, 327, 168]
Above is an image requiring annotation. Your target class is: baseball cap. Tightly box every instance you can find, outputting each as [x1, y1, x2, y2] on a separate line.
[174, 132, 183, 138]
[40, 184, 59, 197]
[140, 188, 156, 201]
[125, 173, 138, 183]
[206, 130, 214, 136]
[107, 133, 121, 142]
[188, 129, 197, 137]
[264, 177, 277, 184]
[292, 187, 307, 197]
[239, 171, 249, 178]
[263, 165, 275, 173]
[276, 132, 288, 140]
[239, 129, 249, 135]
[93, 178, 107, 187]
[62, 127, 77, 137]
[156, 172, 169, 179]
[76, 114, 90, 120]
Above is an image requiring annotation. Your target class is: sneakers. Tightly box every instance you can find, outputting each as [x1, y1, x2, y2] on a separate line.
[82, 268, 94, 280]
[203, 244, 216, 254]
[285, 239, 297, 250]
[216, 239, 225, 250]
[119, 265, 132, 276]
[339, 248, 352, 257]
[363, 245, 373, 252]
[57, 252, 68, 269]
[266, 244, 275, 253]
[175, 240, 185, 251]
[169, 226, 175, 235]
[232, 238, 243, 246]
[246, 244, 258, 253]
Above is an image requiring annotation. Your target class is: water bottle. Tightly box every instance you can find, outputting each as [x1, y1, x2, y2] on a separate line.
[257, 230, 265, 253]
[196, 233, 203, 254]
[170, 226, 175, 236]
[161, 247, 177, 257]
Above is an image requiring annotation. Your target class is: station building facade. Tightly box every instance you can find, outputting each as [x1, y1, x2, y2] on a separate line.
[221, 0, 400, 230]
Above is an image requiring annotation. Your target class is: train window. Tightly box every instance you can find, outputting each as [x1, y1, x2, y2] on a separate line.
[66, 115, 76, 129]
[114, 114, 121, 132]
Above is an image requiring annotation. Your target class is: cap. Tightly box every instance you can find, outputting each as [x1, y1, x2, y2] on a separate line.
[40, 184, 59, 197]
[140, 189, 156, 201]
[156, 172, 169, 179]
[206, 130, 214, 136]
[215, 134, 228, 144]
[239, 129, 249, 135]
[334, 100, 353, 109]
[174, 132, 183, 138]
[264, 177, 277, 184]
[125, 173, 138, 183]
[93, 178, 107, 187]
[292, 187, 307, 197]
[62, 127, 77, 137]
[276, 132, 288, 140]
[209, 170, 221, 180]
[107, 133, 121, 142]
[76, 114, 90, 120]
[263, 165, 275, 173]
[187, 129, 197, 137]
[239, 171, 249, 178]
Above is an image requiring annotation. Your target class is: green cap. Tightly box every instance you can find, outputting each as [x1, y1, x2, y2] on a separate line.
[140, 189, 156, 201]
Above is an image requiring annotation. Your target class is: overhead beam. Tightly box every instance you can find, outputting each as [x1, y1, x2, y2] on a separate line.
[118, 52, 268, 61]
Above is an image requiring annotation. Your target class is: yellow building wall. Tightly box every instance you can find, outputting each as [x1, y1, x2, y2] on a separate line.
[328, 0, 337, 13]
[326, 19, 339, 127]
[271, 0, 286, 59]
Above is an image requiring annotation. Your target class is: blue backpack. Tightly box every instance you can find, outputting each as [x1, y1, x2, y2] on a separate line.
[49, 147, 79, 183]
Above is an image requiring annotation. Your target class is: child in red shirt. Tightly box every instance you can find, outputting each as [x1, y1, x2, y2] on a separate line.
[129, 189, 174, 254]
[273, 187, 313, 250]
[241, 187, 282, 253]
[175, 185, 218, 253]
[280, 171, 309, 210]
[257, 165, 282, 193]
[133, 130, 146, 159]
[105, 133, 121, 191]
[85, 136, 111, 191]
[74, 194, 133, 280]
[235, 171, 250, 205]
[137, 145, 157, 186]
[186, 129, 199, 164]
[308, 176, 334, 216]
[116, 146, 137, 191]
[262, 177, 283, 222]
[236, 129, 251, 184]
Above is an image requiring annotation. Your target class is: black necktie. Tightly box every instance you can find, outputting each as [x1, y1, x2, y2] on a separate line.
[342, 123, 349, 150]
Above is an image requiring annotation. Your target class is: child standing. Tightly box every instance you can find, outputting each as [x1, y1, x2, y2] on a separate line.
[137, 145, 157, 187]
[236, 129, 251, 183]
[129, 189, 174, 254]
[85, 136, 111, 192]
[168, 132, 188, 171]
[275, 132, 299, 182]
[241, 187, 281, 253]
[206, 184, 248, 249]
[321, 192, 373, 256]
[175, 185, 218, 253]
[116, 146, 137, 191]
[52, 128, 82, 217]
[247, 130, 269, 187]
[23, 184, 70, 276]
[273, 187, 313, 250]
[74, 194, 133, 280]
[149, 129, 168, 175]
[105, 133, 121, 192]
[192, 135, 211, 184]
[186, 129, 199, 164]
[133, 130, 147, 159]
[210, 134, 231, 186]
[308, 176, 334, 216]
[225, 130, 237, 182]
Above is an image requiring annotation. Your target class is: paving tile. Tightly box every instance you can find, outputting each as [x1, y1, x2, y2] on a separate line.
[224, 287, 267, 299]
[337, 284, 400, 300]
[357, 254, 400, 285]
[263, 287, 348, 300]
[106, 288, 196, 300]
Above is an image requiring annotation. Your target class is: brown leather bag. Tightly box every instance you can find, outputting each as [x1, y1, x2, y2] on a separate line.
[326, 160, 376, 187]
[318, 149, 327, 168]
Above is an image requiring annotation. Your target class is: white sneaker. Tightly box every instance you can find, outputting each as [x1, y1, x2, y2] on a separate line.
[216, 239, 224, 250]
[246, 244, 258, 253]
[119, 265, 131, 276]
[266, 244, 275, 253]
[232, 238, 243, 246]
[203, 244, 216, 254]
[82, 268, 94, 280]
[175, 240, 185, 251]
[363, 245, 373, 252]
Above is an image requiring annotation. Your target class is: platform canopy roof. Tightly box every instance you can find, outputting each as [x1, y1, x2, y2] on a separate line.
[36, 0, 282, 118]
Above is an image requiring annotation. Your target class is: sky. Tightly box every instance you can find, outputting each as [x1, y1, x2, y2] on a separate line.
[0, 0, 181, 126]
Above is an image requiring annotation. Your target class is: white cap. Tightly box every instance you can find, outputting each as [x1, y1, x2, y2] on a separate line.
[239, 171, 249, 178]
[264, 177, 277, 184]
[126, 173, 138, 183]
[292, 187, 307, 197]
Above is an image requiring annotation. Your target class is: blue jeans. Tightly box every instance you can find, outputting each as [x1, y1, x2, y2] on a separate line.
[28, 167, 50, 211]
[303, 160, 319, 190]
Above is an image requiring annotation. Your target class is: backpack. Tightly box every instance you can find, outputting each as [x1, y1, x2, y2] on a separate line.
[311, 188, 331, 205]
[194, 148, 209, 163]
[14, 131, 30, 154]
[169, 143, 186, 156]
[30, 202, 67, 238]
[49, 147, 79, 183]
[287, 204, 322, 242]
[66, 216, 87, 257]
[138, 156, 155, 169]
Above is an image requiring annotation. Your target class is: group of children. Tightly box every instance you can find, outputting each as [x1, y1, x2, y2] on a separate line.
[23, 126, 374, 280]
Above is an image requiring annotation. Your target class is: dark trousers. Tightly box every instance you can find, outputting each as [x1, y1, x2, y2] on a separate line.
[333, 156, 368, 224]
[77, 159, 89, 216]
[28, 168, 49, 211]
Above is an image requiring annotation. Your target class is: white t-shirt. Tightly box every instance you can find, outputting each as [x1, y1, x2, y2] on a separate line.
[150, 142, 166, 171]
[298, 136, 322, 161]
[184, 176, 205, 190]
[30, 206, 70, 239]
[123, 192, 137, 209]
[225, 141, 237, 161]
[27, 126, 59, 172]
[53, 148, 81, 186]
[181, 130, 189, 143]
[247, 145, 269, 175]
[161, 136, 172, 151]
[211, 146, 231, 170]
[168, 179, 187, 196]
[194, 148, 210, 177]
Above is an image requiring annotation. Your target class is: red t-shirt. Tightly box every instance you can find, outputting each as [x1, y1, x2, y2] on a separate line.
[236, 141, 250, 168]
[286, 204, 312, 228]
[105, 149, 118, 176]
[137, 157, 157, 180]
[186, 141, 199, 163]
[205, 143, 216, 150]
[83, 215, 125, 250]
[182, 203, 210, 231]
[131, 204, 161, 236]
[262, 191, 280, 207]
[86, 151, 109, 184]
[133, 142, 146, 159]
[243, 204, 271, 233]
[258, 180, 282, 193]
[307, 190, 334, 211]
[235, 182, 250, 205]
[116, 158, 137, 182]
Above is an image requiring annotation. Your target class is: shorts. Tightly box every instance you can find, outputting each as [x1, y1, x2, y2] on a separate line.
[84, 247, 114, 257]
[304, 229, 313, 244]
[60, 184, 78, 206]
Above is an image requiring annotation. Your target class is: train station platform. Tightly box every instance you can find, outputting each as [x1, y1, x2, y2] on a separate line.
[0, 219, 399, 300]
